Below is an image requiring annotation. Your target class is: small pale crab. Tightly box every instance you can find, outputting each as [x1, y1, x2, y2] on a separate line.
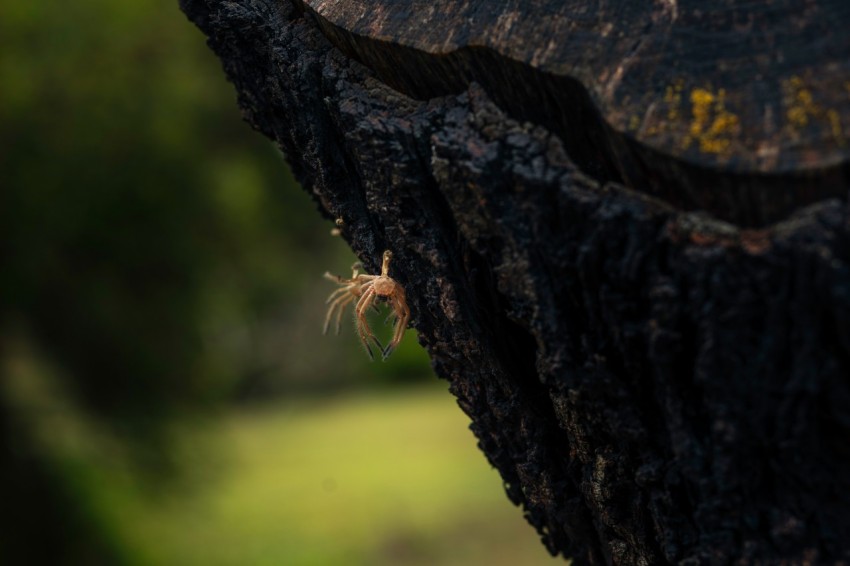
[323, 250, 410, 360]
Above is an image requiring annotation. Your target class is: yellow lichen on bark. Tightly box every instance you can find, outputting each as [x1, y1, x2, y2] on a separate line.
[827, 109, 845, 147]
[783, 75, 845, 146]
[784, 76, 818, 129]
[684, 88, 740, 155]
[664, 80, 684, 123]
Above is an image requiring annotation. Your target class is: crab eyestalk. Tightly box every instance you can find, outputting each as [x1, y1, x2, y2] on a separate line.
[381, 250, 393, 276]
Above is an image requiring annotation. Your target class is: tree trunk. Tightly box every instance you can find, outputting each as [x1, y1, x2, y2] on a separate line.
[179, 0, 850, 563]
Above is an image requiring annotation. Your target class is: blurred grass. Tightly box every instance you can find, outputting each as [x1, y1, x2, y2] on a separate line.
[111, 386, 555, 566]
[4, 347, 555, 565]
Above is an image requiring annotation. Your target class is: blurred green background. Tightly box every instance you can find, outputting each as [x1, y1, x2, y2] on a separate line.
[0, 1, 556, 564]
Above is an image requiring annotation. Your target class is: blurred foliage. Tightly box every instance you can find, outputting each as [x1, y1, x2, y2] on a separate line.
[0, 0, 434, 562]
[0, 0, 557, 563]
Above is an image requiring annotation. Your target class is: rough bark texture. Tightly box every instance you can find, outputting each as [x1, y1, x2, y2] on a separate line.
[180, 1, 850, 564]
[298, 0, 850, 228]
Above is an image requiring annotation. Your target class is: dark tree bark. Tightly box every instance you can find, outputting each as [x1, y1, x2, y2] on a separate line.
[179, 0, 850, 563]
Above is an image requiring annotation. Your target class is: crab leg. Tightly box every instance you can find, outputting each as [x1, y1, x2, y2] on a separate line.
[333, 293, 360, 335]
[382, 293, 410, 360]
[355, 287, 383, 360]
[324, 285, 351, 304]
[323, 271, 352, 285]
[324, 292, 354, 334]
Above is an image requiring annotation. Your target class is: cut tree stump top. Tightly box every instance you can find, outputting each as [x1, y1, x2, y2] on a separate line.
[298, 0, 850, 226]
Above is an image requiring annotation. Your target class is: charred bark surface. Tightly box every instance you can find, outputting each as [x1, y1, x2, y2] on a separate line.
[296, 0, 850, 228]
[180, 0, 850, 563]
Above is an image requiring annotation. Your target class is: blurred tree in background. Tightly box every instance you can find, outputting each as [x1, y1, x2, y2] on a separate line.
[0, 0, 433, 562]
[0, 1, 559, 564]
